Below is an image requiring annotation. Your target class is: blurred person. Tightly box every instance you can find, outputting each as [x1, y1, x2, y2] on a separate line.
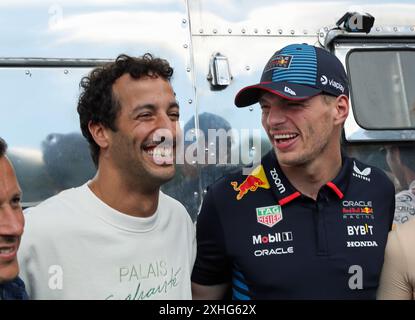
[386, 145, 415, 224]
[163, 112, 237, 220]
[0, 137, 28, 300]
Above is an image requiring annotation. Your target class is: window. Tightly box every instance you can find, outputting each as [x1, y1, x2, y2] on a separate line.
[348, 49, 415, 130]
[0, 66, 97, 206]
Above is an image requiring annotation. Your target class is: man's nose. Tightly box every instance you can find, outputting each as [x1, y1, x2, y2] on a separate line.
[267, 104, 287, 126]
[0, 206, 24, 237]
[153, 114, 178, 142]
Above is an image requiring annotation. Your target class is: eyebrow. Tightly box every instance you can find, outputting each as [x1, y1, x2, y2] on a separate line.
[130, 101, 180, 117]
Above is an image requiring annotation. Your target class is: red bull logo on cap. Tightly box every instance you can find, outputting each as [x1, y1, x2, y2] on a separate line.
[231, 165, 270, 200]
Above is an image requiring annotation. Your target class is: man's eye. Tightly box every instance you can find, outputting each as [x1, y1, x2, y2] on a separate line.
[169, 113, 180, 120]
[11, 196, 21, 207]
[137, 113, 152, 119]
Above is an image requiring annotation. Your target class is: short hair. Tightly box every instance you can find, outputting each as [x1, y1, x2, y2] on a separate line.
[77, 53, 174, 167]
[0, 137, 7, 157]
[321, 94, 337, 105]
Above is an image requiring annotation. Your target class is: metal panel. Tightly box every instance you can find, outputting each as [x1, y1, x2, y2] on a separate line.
[188, 0, 415, 37]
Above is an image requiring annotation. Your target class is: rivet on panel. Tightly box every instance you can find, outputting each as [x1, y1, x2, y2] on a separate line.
[393, 27, 398, 32]
[183, 44, 188, 48]
[182, 19, 187, 24]
[188, 99, 193, 104]
[278, 29, 283, 34]
[228, 28, 232, 34]
[186, 67, 191, 72]
[254, 28, 258, 34]
[199, 28, 204, 34]
[213, 29, 218, 34]
[266, 29, 271, 34]
[64, 69, 69, 74]
[290, 30, 295, 35]
[249, 107, 253, 111]
[245, 66, 250, 71]
[241, 28, 246, 34]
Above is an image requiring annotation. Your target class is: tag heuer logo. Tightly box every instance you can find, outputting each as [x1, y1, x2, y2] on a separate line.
[256, 205, 283, 228]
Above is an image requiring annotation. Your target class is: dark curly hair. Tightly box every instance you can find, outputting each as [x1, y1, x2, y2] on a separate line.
[0, 137, 7, 157]
[77, 53, 173, 167]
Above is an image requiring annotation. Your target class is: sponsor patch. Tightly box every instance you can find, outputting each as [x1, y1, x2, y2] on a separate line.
[231, 165, 270, 200]
[353, 161, 371, 182]
[264, 54, 292, 72]
[347, 241, 378, 248]
[347, 224, 374, 236]
[284, 86, 296, 96]
[342, 200, 374, 220]
[256, 205, 283, 227]
[254, 247, 294, 257]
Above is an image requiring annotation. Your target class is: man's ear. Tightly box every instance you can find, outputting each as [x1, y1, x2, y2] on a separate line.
[88, 121, 110, 150]
[333, 95, 349, 126]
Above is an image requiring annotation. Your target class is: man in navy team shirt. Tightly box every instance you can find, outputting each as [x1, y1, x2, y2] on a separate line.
[191, 43, 395, 299]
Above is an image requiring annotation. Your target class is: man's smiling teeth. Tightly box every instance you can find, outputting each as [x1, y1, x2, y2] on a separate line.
[0, 247, 14, 254]
[274, 133, 298, 140]
[146, 146, 173, 158]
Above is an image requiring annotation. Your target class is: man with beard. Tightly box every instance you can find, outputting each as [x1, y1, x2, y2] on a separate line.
[191, 44, 395, 299]
[18, 54, 195, 299]
[0, 137, 28, 300]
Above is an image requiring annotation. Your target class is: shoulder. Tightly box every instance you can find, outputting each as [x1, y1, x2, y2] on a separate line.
[23, 185, 86, 227]
[160, 191, 193, 223]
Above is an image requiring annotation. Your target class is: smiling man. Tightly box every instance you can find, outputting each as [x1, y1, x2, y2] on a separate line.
[18, 54, 195, 299]
[0, 137, 28, 300]
[191, 44, 395, 299]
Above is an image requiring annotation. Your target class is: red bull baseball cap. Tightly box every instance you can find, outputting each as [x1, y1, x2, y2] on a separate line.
[235, 43, 349, 107]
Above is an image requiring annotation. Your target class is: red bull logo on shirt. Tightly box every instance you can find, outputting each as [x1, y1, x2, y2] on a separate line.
[231, 165, 270, 200]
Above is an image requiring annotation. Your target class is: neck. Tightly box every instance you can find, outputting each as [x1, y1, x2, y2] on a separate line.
[88, 163, 159, 218]
[279, 150, 342, 201]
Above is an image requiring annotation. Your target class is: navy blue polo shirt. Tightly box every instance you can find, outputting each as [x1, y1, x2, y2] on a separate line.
[191, 151, 395, 299]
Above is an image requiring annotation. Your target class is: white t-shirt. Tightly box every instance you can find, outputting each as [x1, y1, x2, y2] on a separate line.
[18, 183, 196, 300]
